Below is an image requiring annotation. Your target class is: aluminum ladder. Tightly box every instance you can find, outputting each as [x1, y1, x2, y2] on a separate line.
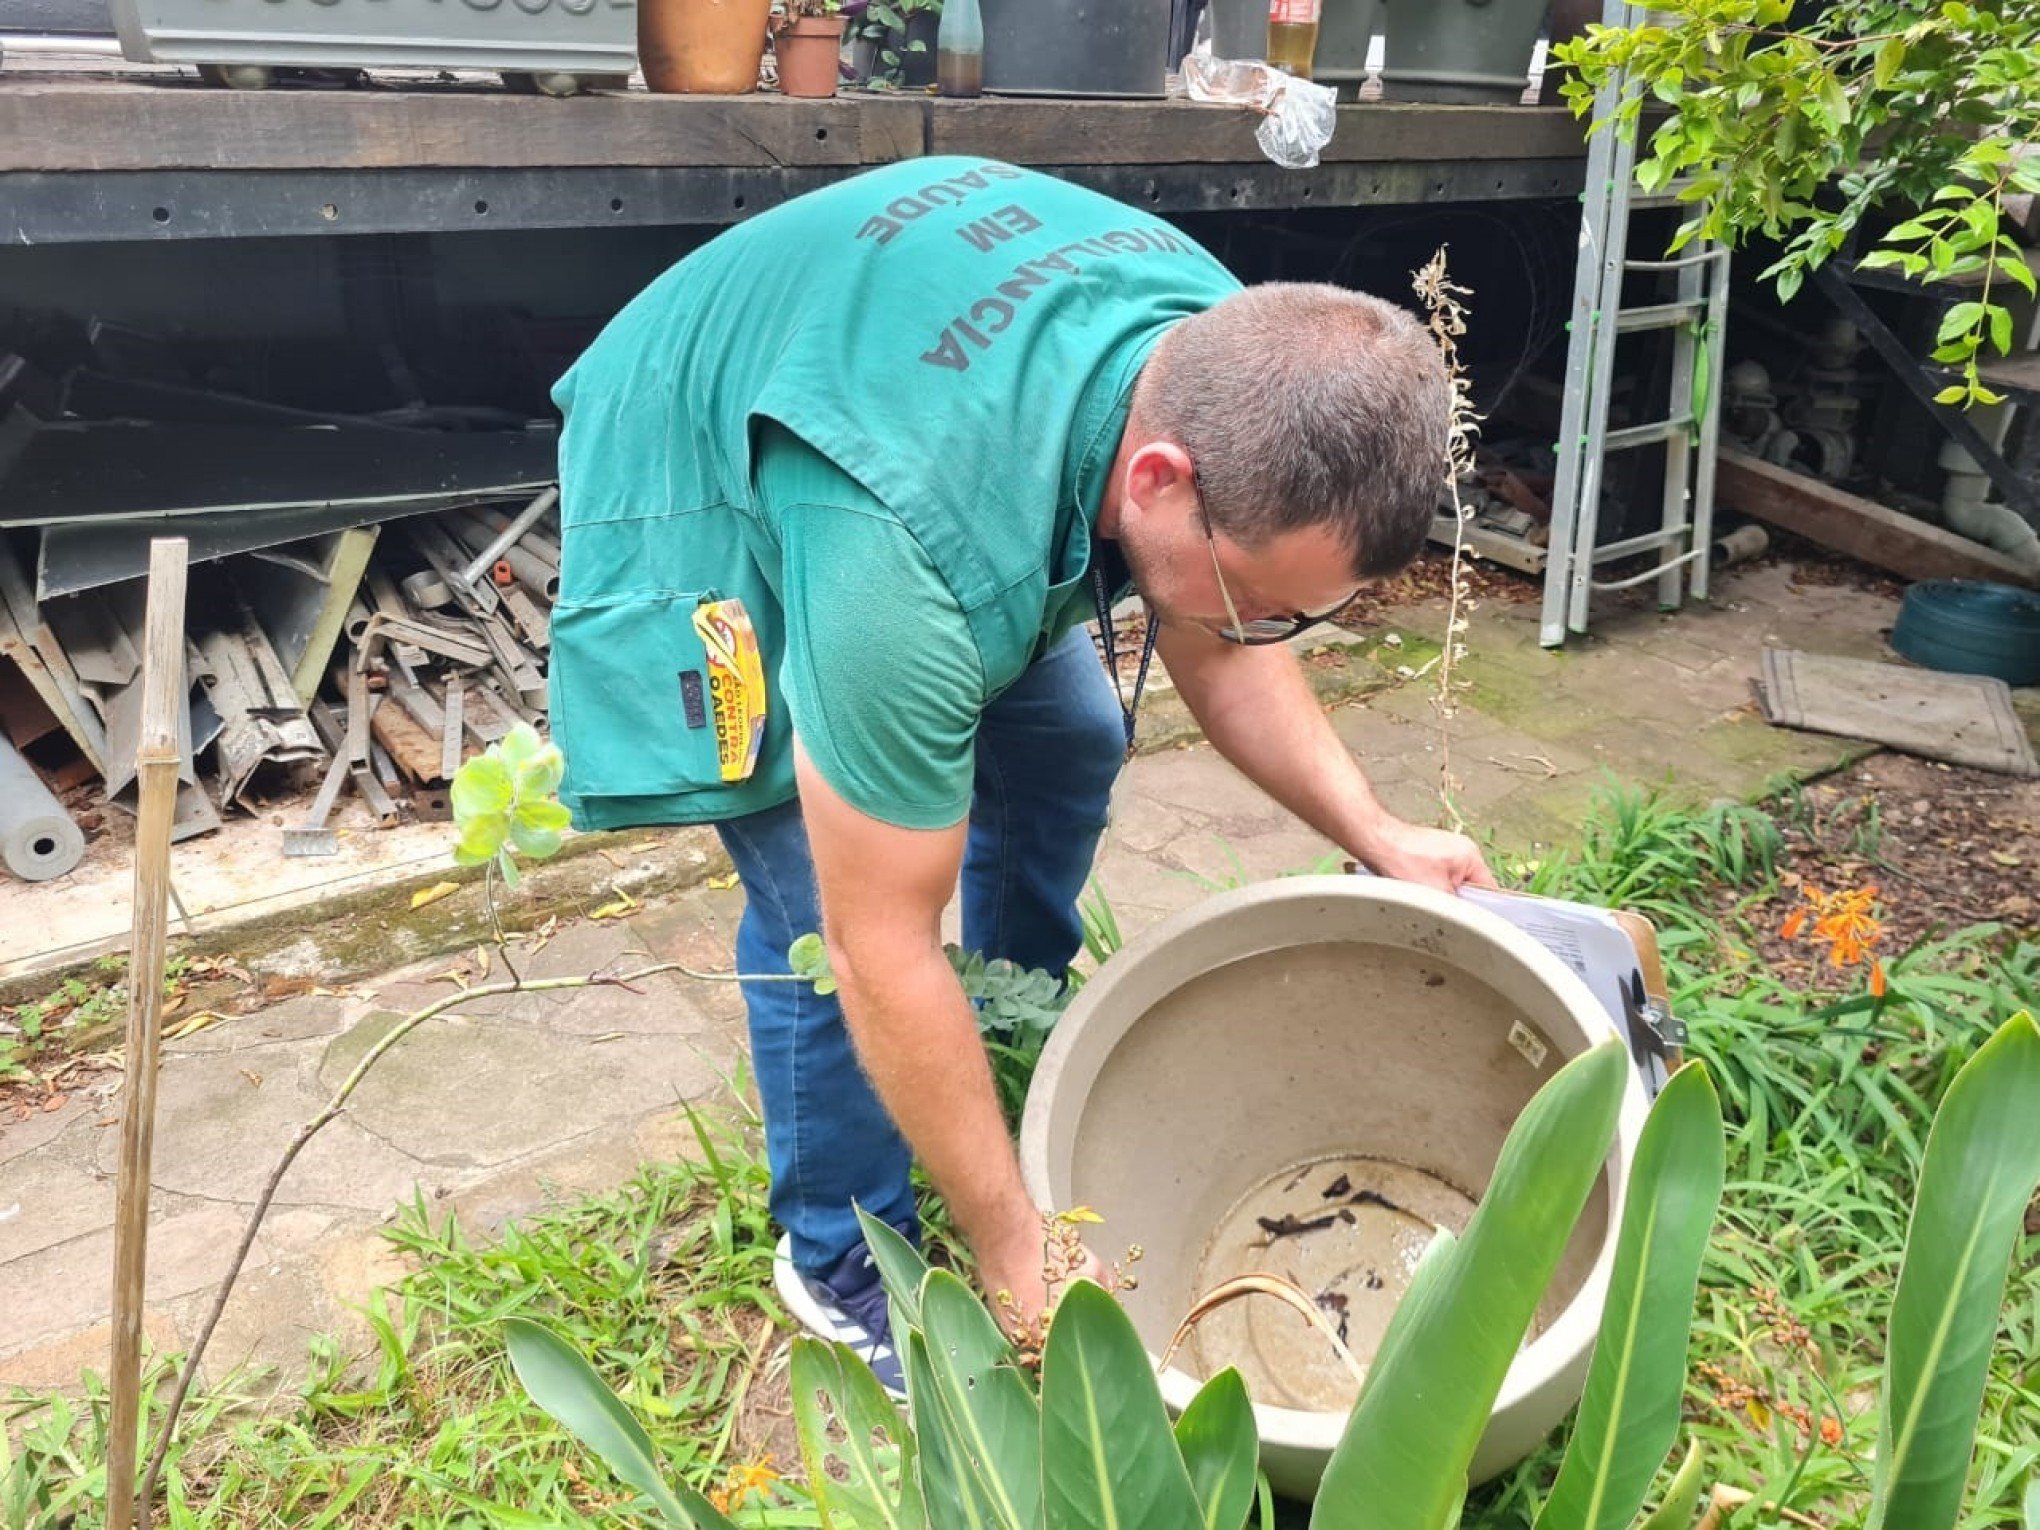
[1541, 0, 1730, 648]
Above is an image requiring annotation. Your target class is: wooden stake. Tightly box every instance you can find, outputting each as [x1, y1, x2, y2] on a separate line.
[107, 538, 188, 1530]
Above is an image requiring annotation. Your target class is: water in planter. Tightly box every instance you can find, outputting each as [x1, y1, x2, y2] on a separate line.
[1188, 1152, 1555, 1411]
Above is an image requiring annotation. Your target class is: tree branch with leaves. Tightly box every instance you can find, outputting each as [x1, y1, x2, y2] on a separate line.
[1555, 0, 2039, 406]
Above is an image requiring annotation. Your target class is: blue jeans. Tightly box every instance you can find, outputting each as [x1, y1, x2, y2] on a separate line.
[714, 628, 1127, 1276]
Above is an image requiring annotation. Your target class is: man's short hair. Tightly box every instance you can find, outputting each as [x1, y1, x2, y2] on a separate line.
[1141, 283, 1450, 579]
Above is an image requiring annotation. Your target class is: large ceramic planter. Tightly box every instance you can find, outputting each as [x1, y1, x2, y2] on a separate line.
[1379, 0, 1546, 103]
[641, 0, 770, 92]
[1019, 877, 1649, 1499]
[979, 0, 1171, 95]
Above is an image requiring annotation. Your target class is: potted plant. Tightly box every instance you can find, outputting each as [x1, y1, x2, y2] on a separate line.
[772, 0, 846, 97]
[843, 0, 938, 88]
[639, 0, 773, 93]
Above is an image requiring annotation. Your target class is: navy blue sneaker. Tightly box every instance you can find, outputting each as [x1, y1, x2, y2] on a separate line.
[774, 1233, 905, 1396]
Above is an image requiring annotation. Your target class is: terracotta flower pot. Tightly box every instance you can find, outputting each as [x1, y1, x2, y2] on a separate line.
[774, 12, 846, 98]
[641, 0, 773, 94]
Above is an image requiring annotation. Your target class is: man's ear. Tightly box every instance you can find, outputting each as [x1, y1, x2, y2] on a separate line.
[1121, 439, 1196, 516]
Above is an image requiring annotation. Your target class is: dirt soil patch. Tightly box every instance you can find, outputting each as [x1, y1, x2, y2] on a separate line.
[1730, 753, 2038, 981]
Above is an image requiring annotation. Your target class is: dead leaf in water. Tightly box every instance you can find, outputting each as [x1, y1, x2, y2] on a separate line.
[1255, 1211, 1340, 1243]
[1350, 1188, 1406, 1216]
[1161, 1273, 1368, 1387]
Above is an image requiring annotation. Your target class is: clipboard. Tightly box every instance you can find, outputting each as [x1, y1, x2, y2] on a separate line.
[1345, 865, 1686, 1097]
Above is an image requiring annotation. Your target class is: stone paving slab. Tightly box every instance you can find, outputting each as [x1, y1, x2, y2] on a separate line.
[7, 557, 2004, 1400]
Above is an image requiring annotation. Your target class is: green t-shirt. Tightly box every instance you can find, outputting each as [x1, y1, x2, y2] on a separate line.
[549, 157, 1241, 831]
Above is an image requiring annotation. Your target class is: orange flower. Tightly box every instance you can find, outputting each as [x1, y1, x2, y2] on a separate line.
[1869, 959, 1887, 997]
[1780, 884, 1885, 972]
[709, 1458, 780, 1514]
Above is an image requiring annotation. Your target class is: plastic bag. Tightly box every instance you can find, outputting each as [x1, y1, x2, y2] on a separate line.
[1181, 39, 1337, 171]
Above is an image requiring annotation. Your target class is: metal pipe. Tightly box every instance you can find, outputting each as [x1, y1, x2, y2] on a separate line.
[0, 735, 85, 881]
[445, 516, 558, 602]
[463, 506, 560, 571]
[1, 33, 123, 54]
[459, 486, 558, 589]
[1710, 524, 1769, 569]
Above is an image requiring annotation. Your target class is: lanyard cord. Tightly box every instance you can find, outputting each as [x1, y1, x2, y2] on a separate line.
[1092, 562, 1158, 758]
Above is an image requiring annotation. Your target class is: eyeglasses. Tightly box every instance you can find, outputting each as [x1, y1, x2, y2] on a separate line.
[1201, 514, 1362, 646]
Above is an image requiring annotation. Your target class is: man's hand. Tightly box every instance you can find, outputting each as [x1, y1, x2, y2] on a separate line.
[979, 1220, 1114, 1339]
[1155, 627, 1501, 897]
[1356, 817, 1497, 894]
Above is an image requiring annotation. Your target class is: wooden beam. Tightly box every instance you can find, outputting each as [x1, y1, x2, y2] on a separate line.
[923, 98, 1585, 165]
[0, 81, 1582, 174]
[1717, 449, 2038, 588]
[0, 82, 924, 172]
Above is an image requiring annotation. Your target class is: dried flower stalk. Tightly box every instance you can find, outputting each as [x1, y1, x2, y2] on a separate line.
[1411, 247, 1483, 826]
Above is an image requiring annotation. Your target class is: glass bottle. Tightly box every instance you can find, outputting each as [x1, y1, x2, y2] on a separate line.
[1266, 0, 1321, 78]
[937, 0, 983, 96]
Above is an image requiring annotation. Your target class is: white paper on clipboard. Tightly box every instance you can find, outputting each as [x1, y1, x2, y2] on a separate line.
[1460, 887, 1670, 1095]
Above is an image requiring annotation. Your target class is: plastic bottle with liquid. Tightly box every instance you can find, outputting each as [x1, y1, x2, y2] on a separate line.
[1266, 0, 1321, 78]
[936, 0, 983, 97]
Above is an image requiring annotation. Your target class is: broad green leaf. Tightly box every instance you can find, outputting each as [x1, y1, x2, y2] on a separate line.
[502, 1317, 739, 1530]
[1933, 384, 1968, 405]
[2025, 1477, 2039, 1530]
[791, 1337, 927, 1530]
[857, 1204, 931, 1329]
[509, 820, 564, 861]
[1998, 252, 2038, 298]
[516, 744, 566, 799]
[1988, 305, 2013, 355]
[1873, 36, 1905, 87]
[1040, 1280, 1204, 1530]
[1312, 1042, 1629, 1530]
[515, 798, 572, 832]
[1355, 1227, 1459, 1404]
[1534, 1064, 1726, 1530]
[1867, 1011, 2040, 1530]
[1635, 1440, 1707, 1530]
[498, 724, 543, 770]
[451, 755, 513, 820]
[453, 812, 508, 866]
[1175, 1369, 1258, 1530]
[904, 1330, 1003, 1530]
[1937, 301, 1987, 344]
[790, 932, 840, 997]
[497, 846, 521, 892]
[919, 1270, 1041, 1530]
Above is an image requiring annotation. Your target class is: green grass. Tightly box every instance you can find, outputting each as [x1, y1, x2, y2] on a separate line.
[0, 954, 195, 1085]
[9, 786, 2035, 1528]
[3, 1096, 817, 1529]
[1465, 786, 2040, 1529]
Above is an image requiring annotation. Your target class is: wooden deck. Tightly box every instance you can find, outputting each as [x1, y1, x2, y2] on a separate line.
[0, 71, 1587, 242]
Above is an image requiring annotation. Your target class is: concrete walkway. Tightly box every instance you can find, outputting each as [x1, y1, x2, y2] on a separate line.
[0, 560, 1948, 1392]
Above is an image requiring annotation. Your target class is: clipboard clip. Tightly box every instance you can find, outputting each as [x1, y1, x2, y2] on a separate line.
[1622, 970, 1687, 1061]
